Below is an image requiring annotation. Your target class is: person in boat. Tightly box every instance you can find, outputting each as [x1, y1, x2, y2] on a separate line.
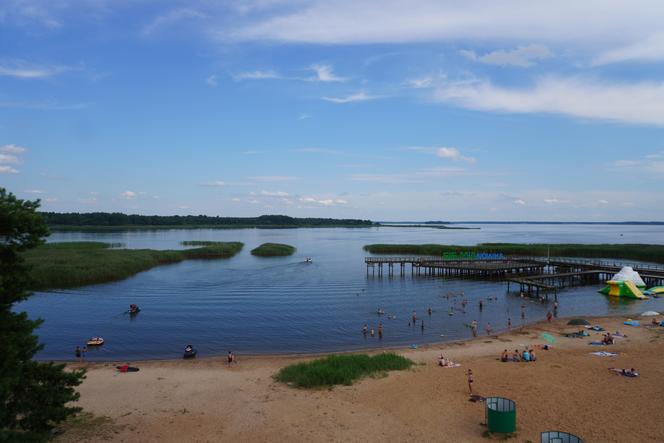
[185, 344, 193, 353]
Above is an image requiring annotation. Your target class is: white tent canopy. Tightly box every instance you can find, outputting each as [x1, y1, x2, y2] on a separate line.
[610, 266, 646, 287]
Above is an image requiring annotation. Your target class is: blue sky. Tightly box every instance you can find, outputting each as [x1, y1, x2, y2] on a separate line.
[1, 0, 663, 221]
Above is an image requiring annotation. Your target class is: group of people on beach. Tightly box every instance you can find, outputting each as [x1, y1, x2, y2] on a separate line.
[500, 348, 537, 362]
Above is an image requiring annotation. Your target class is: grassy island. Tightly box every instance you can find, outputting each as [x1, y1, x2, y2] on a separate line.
[363, 243, 664, 264]
[250, 243, 296, 257]
[275, 353, 413, 388]
[24, 241, 244, 290]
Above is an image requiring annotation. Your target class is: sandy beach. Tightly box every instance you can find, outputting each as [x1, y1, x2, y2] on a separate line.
[55, 315, 664, 443]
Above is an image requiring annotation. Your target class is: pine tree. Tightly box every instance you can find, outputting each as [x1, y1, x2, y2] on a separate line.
[1, 188, 85, 442]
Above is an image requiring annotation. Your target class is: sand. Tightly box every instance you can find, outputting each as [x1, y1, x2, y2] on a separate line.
[55, 316, 664, 443]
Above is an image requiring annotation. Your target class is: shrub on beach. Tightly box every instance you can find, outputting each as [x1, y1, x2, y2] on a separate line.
[275, 353, 413, 388]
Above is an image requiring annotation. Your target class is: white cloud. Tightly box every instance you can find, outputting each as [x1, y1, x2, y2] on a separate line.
[234, 70, 281, 80]
[225, 1, 662, 47]
[0, 165, 18, 174]
[0, 153, 21, 164]
[232, 197, 241, 202]
[611, 152, 664, 175]
[120, 191, 137, 200]
[0, 59, 74, 79]
[260, 190, 289, 197]
[308, 64, 347, 82]
[322, 92, 381, 104]
[201, 180, 226, 187]
[460, 44, 553, 67]
[433, 76, 664, 126]
[296, 147, 342, 154]
[407, 146, 476, 163]
[0, 144, 27, 154]
[44, 197, 59, 203]
[593, 32, 664, 65]
[436, 147, 475, 163]
[299, 196, 348, 206]
[248, 175, 298, 182]
[206, 75, 218, 86]
[544, 198, 569, 204]
[513, 199, 526, 205]
[143, 8, 206, 35]
[598, 199, 609, 204]
[24, 189, 43, 194]
[407, 76, 435, 89]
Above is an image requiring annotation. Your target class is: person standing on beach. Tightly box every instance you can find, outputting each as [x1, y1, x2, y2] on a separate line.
[553, 301, 559, 317]
[507, 317, 512, 330]
[546, 311, 553, 323]
[75, 346, 81, 362]
[471, 320, 478, 337]
[467, 369, 474, 395]
[485, 322, 492, 336]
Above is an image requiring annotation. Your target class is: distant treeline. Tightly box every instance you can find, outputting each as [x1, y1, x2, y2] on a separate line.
[41, 212, 375, 230]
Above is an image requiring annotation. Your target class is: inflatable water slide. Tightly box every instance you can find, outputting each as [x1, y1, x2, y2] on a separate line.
[599, 267, 648, 299]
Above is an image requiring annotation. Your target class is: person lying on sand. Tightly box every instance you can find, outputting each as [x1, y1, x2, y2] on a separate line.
[609, 367, 639, 377]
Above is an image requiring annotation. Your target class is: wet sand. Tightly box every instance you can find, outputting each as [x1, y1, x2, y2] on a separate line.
[56, 315, 664, 443]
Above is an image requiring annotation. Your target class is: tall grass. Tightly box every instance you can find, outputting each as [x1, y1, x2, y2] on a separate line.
[250, 243, 296, 257]
[274, 353, 413, 388]
[23, 241, 244, 290]
[363, 243, 664, 264]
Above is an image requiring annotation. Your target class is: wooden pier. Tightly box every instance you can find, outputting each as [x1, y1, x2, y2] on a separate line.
[365, 256, 664, 299]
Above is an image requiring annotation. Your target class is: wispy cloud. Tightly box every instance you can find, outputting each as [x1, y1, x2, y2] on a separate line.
[308, 64, 347, 82]
[513, 199, 526, 205]
[295, 148, 343, 155]
[0, 166, 19, 174]
[322, 92, 382, 104]
[0, 144, 27, 154]
[234, 70, 281, 80]
[248, 175, 299, 182]
[201, 180, 225, 187]
[408, 146, 476, 163]
[120, 191, 137, 200]
[460, 44, 553, 67]
[261, 190, 289, 197]
[611, 151, 664, 175]
[351, 166, 469, 184]
[433, 76, 664, 126]
[0, 143, 27, 173]
[143, 8, 206, 36]
[593, 33, 664, 65]
[0, 100, 89, 110]
[299, 196, 348, 206]
[205, 75, 218, 86]
[0, 59, 76, 79]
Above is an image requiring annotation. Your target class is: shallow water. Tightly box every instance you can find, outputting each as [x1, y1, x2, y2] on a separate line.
[18, 224, 664, 360]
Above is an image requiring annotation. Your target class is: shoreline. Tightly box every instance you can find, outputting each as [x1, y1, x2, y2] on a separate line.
[56, 313, 664, 442]
[56, 312, 637, 365]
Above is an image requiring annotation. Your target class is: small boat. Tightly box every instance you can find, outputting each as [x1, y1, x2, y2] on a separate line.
[304, 257, 313, 263]
[87, 337, 104, 346]
[129, 304, 140, 315]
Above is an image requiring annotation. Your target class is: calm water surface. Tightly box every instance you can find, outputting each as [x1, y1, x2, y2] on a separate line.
[18, 225, 664, 360]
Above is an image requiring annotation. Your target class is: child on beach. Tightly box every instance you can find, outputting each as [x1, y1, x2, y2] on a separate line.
[485, 323, 492, 336]
[547, 311, 553, 323]
[467, 369, 474, 394]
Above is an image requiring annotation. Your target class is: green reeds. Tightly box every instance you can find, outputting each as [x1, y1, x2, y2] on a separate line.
[274, 353, 413, 388]
[250, 243, 296, 257]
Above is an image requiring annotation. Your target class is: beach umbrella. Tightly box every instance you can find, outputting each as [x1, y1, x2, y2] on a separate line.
[640, 311, 660, 316]
[567, 318, 590, 326]
[541, 332, 556, 344]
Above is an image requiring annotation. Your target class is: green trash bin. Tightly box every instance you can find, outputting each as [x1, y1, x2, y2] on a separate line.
[485, 397, 516, 433]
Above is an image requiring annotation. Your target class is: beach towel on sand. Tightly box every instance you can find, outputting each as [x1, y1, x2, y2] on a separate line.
[590, 351, 617, 357]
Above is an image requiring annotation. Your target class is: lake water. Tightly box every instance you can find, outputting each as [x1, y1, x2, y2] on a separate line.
[18, 224, 664, 361]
